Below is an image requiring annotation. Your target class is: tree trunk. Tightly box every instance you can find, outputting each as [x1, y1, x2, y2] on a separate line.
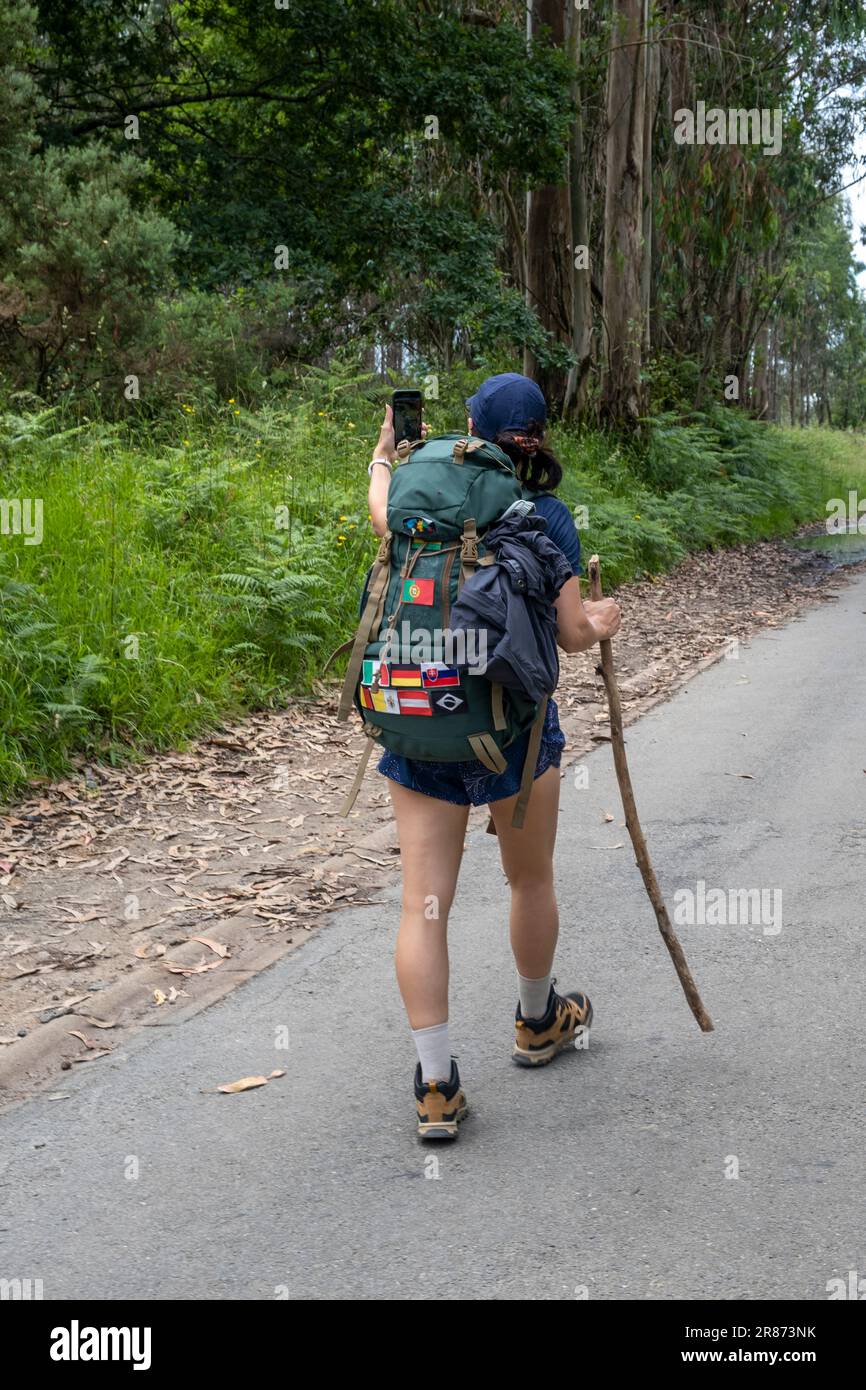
[751, 320, 770, 419]
[803, 343, 811, 425]
[523, 0, 572, 414]
[563, 3, 593, 419]
[641, 0, 659, 355]
[600, 0, 647, 429]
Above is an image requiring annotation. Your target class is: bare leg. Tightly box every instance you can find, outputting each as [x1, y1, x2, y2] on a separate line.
[388, 781, 470, 1029]
[489, 765, 561, 979]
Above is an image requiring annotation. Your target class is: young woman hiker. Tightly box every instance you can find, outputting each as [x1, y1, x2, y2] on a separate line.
[365, 373, 621, 1139]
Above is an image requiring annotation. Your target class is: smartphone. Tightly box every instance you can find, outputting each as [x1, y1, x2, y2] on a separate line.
[392, 389, 423, 445]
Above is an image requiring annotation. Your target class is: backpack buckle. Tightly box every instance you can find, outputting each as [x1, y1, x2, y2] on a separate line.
[460, 518, 479, 565]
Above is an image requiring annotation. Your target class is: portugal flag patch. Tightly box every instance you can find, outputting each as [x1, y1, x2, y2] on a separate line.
[402, 577, 434, 606]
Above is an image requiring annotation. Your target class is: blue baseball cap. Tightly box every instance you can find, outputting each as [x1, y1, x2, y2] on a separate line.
[465, 373, 547, 441]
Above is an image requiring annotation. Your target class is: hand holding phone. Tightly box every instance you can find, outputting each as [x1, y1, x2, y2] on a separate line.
[392, 389, 423, 445]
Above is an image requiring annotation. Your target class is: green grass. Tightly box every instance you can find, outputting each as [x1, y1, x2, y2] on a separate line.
[1, 376, 864, 801]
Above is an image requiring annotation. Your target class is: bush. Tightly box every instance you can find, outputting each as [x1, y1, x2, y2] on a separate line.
[1, 143, 180, 400]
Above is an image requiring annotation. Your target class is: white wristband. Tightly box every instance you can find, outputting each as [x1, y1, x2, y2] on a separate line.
[368, 457, 393, 475]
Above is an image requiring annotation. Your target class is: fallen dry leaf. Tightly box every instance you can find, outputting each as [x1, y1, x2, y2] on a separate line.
[134, 943, 167, 960]
[67, 1029, 99, 1049]
[190, 935, 230, 958]
[1, 963, 55, 980]
[153, 988, 167, 1006]
[61, 992, 93, 1010]
[164, 955, 223, 976]
[218, 1075, 268, 1094]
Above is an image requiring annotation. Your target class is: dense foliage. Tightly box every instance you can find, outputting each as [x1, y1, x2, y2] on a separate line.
[1, 1, 864, 423]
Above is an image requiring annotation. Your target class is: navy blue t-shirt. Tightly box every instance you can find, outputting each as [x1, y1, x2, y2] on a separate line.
[527, 492, 582, 576]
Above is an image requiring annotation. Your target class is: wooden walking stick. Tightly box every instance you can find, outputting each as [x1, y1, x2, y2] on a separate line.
[587, 555, 714, 1033]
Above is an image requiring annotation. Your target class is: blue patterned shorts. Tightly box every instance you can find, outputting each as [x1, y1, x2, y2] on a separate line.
[377, 698, 565, 806]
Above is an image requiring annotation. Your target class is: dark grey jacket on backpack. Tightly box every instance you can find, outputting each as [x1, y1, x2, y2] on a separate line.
[450, 509, 573, 704]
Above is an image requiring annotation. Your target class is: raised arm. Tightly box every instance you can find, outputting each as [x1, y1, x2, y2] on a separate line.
[367, 405, 397, 537]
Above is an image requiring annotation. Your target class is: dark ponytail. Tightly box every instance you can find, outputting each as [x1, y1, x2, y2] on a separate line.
[493, 419, 562, 492]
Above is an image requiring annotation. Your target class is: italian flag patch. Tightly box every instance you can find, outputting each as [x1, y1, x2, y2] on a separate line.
[361, 659, 380, 686]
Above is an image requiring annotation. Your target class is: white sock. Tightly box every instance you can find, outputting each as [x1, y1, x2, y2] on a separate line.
[412, 1021, 452, 1083]
[518, 972, 552, 1020]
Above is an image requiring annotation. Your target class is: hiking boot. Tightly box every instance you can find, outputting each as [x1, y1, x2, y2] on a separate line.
[414, 1059, 469, 1140]
[512, 980, 593, 1066]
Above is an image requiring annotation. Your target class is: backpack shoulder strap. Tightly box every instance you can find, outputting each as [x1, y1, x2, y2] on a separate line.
[467, 732, 508, 774]
[336, 531, 393, 721]
[483, 695, 549, 836]
[511, 696, 549, 829]
[339, 726, 381, 816]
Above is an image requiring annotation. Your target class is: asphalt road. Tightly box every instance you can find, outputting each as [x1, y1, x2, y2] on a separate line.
[2, 572, 865, 1301]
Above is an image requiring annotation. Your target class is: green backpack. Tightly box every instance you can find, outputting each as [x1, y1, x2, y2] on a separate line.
[335, 433, 549, 828]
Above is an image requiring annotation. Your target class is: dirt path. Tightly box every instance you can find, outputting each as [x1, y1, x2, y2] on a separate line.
[0, 537, 853, 1096]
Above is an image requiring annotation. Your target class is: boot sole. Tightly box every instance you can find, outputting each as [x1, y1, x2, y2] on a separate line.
[512, 1008, 593, 1067]
[417, 1103, 469, 1140]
